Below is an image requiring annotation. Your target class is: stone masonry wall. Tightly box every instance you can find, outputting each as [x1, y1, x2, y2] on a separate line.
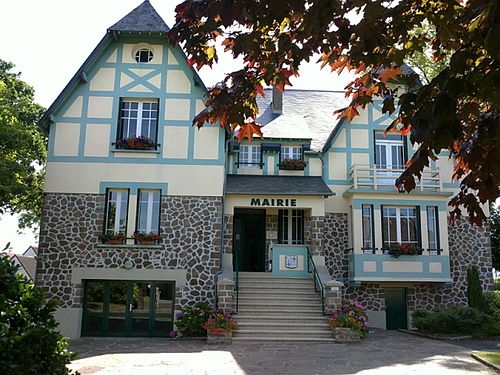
[36, 193, 223, 311]
[324, 213, 350, 281]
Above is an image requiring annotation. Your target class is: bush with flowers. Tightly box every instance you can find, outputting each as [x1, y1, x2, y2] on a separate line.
[328, 300, 369, 337]
[169, 302, 213, 338]
[201, 312, 239, 337]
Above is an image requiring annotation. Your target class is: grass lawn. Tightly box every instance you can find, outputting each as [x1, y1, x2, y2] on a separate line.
[476, 352, 500, 366]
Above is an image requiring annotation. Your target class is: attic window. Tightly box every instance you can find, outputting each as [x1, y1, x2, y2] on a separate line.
[135, 48, 153, 63]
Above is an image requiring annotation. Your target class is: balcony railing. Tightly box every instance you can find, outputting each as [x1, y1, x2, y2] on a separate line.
[349, 164, 441, 192]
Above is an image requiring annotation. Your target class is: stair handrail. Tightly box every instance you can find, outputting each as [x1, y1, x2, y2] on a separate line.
[234, 250, 239, 314]
[306, 247, 326, 315]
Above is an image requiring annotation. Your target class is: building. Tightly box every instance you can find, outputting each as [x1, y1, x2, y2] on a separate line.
[6, 246, 38, 282]
[37, 1, 493, 339]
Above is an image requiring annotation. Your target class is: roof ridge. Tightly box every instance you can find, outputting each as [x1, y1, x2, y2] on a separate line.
[108, 0, 169, 33]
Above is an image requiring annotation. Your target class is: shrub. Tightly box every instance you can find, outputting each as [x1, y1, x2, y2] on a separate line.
[483, 291, 500, 321]
[411, 306, 490, 334]
[467, 266, 485, 309]
[327, 300, 369, 337]
[170, 302, 214, 337]
[0, 255, 76, 374]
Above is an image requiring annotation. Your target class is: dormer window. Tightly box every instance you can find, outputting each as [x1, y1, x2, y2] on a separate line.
[239, 145, 262, 169]
[135, 48, 153, 63]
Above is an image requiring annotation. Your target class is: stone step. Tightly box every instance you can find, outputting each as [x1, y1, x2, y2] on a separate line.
[238, 289, 317, 297]
[238, 295, 321, 302]
[232, 336, 336, 343]
[238, 321, 330, 331]
[235, 329, 332, 338]
[237, 308, 323, 315]
[238, 275, 314, 283]
[238, 283, 314, 291]
[237, 301, 322, 309]
[235, 315, 328, 323]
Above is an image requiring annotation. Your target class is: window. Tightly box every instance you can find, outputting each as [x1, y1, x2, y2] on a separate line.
[280, 146, 302, 161]
[105, 189, 129, 234]
[278, 209, 304, 245]
[136, 190, 160, 234]
[239, 145, 261, 168]
[375, 132, 405, 170]
[135, 48, 153, 63]
[427, 206, 439, 249]
[382, 206, 418, 246]
[119, 100, 158, 141]
[362, 205, 374, 249]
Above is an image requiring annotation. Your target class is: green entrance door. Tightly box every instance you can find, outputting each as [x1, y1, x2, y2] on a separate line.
[385, 287, 408, 330]
[82, 280, 174, 337]
[233, 208, 266, 272]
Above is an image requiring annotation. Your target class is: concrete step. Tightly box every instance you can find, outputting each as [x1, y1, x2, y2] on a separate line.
[238, 301, 322, 309]
[239, 283, 314, 291]
[238, 290, 318, 297]
[237, 308, 323, 315]
[238, 275, 314, 283]
[238, 295, 321, 302]
[235, 329, 332, 338]
[232, 336, 336, 343]
[235, 315, 327, 323]
[238, 322, 330, 331]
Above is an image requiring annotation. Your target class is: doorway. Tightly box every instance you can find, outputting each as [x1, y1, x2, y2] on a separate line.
[233, 208, 266, 272]
[385, 287, 408, 330]
[82, 280, 175, 337]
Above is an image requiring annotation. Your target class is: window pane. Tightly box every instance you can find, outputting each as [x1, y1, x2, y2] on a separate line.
[137, 190, 160, 233]
[106, 189, 128, 233]
[427, 207, 438, 249]
[155, 283, 174, 315]
[291, 210, 304, 244]
[240, 145, 261, 168]
[86, 281, 105, 313]
[278, 209, 288, 244]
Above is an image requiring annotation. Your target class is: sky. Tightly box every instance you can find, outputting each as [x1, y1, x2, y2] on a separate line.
[0, 0, 354, 253]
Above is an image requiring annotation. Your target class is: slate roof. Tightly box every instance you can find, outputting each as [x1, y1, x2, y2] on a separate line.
[256, 89, 349, 152]
[226, 175, 334, 196]
[108, 0, 170, 33]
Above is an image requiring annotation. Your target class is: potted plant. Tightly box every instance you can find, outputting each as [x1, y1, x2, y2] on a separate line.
[133, 232, 161, 245]
[328, 300, 369, 343]
[115, 136, 158, 150]
[385, 243, 421, 258]
[99, 232, 126, 244]
[202, 312, 239, 344]
[278, 158, 308, 170]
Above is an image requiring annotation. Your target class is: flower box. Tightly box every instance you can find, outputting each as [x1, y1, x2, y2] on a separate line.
[133, 232, 161, 245]
[105, 239, 124, 244]
[331, 327, 361, 343]
[386, 243, 422, 258]
[278, 158, 307, 170]
[115, 136, 158, 150]
[99, 232, 126, 244]
[207, 331, 232, 345]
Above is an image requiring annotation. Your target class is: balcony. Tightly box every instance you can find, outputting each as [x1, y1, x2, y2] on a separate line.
[348, 248, 452, 283]
[349, 164, 441, 192]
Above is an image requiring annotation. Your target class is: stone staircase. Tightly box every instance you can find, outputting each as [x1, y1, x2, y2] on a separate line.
[232, 272, 334, 343]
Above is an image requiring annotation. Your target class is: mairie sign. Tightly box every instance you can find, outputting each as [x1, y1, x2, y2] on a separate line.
[250, 198, 297, 207]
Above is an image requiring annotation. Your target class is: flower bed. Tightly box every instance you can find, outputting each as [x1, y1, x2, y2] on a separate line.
[328, 300, 369, 342]
[278, 158, 307, 170]
[115, 136, 158, 150]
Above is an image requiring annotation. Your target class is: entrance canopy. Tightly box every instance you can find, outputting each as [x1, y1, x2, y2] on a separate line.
[226, 175, 333, 196]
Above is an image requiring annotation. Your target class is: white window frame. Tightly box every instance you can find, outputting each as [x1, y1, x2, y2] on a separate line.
[362, 205, 374, 249]
[280, 146, 303, 161]
[375, 133, 405, 170]
[120, 100, 158, 140]
[106, 189, 129, 234]
[136, 190, 161, 234]
[239, 145, 261, 169]
[427, 206, 438, 249]
[382, 206, 418, 246]
[279, 209, 304, 245]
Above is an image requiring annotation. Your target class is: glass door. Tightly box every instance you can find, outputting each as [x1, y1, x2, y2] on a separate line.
[82, 280, 174, 337]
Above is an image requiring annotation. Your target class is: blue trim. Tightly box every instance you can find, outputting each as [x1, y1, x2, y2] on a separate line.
[99, 181, 168, 195]
[443, 182, 460, 188]
[352, 198, 447, 211]
[272, 245, 311, 278]
[349, 253, 451, 281]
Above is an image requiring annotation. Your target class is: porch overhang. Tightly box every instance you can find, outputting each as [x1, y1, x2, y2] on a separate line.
[226, 175, 334, 197]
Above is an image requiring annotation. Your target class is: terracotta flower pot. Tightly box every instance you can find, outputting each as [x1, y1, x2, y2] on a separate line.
[139, 240, 155, 245]
[105, 239, 123, 244]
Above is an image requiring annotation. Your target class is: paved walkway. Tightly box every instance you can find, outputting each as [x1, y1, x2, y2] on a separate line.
[68, 330, 499, 375]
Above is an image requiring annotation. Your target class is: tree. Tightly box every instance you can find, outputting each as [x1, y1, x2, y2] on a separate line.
[0, 60, 46, 228]
[490, 205, 500, 270]
[169, 0, 499, 224]
[0, 255, 76, 374]
[467, 266, 485, 309]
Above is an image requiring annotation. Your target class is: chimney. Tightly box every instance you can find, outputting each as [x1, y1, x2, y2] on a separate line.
[272, 87, 283, 114]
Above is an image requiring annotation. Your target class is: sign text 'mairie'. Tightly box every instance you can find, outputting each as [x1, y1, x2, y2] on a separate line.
[250, 198, 297, 207]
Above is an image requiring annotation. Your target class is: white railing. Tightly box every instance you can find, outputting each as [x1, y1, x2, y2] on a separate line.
[349, 164, 441, 192]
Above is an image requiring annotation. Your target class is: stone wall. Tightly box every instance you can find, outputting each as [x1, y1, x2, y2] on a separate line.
[324, 213, 350, 281]
[37, 193, 223, 311]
